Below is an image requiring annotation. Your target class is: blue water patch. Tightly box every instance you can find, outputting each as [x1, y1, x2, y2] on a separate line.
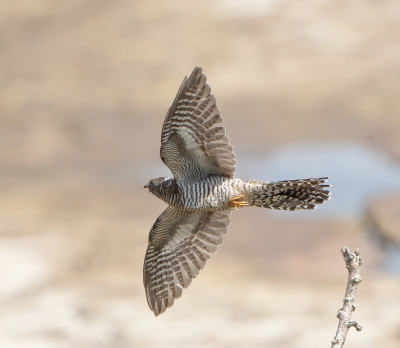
[235, 142, 400, 218]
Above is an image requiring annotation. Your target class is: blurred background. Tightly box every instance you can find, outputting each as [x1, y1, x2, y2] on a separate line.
[1, 0, 400, 347]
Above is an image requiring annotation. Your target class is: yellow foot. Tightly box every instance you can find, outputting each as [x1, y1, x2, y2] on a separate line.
[228, 195, 249, 210]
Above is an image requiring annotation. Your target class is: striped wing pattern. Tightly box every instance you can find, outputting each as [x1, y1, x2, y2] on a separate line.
[160, 67, 237, 180]
[143, 206, 231, 316]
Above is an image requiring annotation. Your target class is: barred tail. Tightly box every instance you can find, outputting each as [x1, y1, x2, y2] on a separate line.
[247, 177, 331, 211]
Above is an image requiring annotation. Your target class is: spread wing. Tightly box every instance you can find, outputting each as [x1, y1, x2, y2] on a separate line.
[143, 206, 231, 316]
[160, 67, 237, 180]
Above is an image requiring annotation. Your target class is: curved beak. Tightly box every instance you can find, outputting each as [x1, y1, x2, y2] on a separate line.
[144, 183, 149, 189]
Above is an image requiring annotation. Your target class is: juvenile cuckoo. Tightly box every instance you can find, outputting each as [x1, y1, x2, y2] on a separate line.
[143, 67, 331, 316]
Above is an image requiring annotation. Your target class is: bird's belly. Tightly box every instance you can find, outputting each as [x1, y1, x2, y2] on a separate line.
[180, 179, 243, 211]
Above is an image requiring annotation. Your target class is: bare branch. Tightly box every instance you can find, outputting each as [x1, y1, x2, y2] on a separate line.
[331, 247, 363, 348]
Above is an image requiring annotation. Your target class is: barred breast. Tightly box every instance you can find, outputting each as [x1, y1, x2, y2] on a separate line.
[175, 176, 249, 211]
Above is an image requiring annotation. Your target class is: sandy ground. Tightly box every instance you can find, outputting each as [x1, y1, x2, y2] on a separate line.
[1, 0, 400, 347]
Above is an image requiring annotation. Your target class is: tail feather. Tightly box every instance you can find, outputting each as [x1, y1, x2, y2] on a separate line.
[246, 177, 331, 211]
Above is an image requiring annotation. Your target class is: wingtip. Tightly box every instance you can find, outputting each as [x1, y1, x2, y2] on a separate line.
[189, 66, 204, 80]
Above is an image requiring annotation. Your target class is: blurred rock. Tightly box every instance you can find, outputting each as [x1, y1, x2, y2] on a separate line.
[366, 194, 400, 245]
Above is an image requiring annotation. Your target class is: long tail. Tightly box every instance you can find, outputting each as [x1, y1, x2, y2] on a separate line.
[246, 177, 331, 211]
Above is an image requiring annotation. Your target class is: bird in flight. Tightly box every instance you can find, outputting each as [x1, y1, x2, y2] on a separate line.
[143, 67, 330, 316]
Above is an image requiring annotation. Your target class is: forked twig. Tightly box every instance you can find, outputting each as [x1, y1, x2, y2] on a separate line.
[331, 247, 363, 347]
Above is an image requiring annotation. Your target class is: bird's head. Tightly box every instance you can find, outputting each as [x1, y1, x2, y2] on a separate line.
[144, 177, 169, 198]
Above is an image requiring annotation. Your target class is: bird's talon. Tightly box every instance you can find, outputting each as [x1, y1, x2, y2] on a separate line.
[229, 195, 249, 210]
